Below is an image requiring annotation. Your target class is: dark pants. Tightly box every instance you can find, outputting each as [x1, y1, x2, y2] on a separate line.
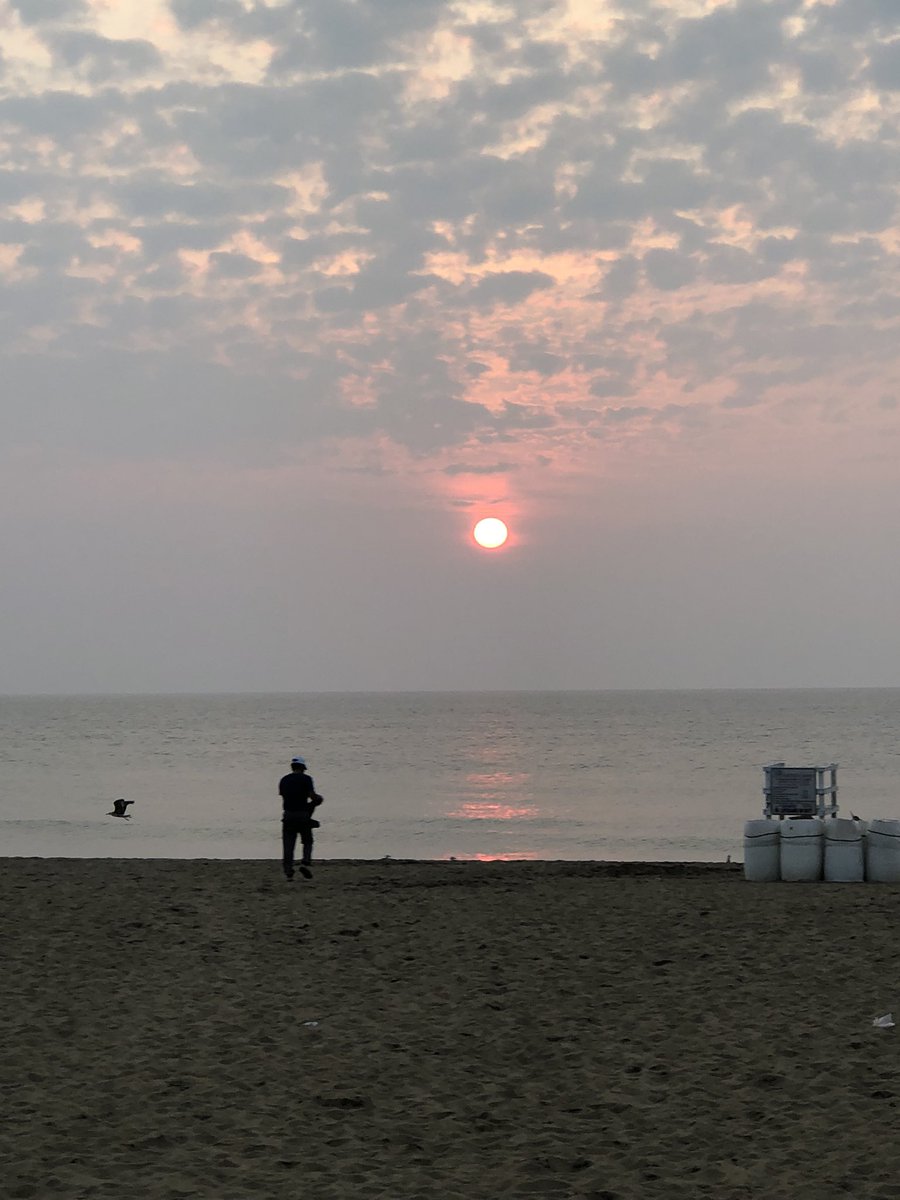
[282, 817, 314, 874]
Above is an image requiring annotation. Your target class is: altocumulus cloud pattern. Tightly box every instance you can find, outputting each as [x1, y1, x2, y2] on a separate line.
[1, 0, 898, 481]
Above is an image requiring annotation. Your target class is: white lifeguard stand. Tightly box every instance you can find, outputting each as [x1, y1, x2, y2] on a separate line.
[763, 763, 839, 819]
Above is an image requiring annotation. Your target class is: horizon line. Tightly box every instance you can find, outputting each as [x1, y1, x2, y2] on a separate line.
[3, 685, 900, 700]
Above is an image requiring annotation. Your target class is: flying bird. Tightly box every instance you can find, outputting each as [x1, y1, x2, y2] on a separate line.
[108, 799, 134, 819]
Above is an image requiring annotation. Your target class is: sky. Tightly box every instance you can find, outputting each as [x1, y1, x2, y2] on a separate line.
[1, 0, 899, 693]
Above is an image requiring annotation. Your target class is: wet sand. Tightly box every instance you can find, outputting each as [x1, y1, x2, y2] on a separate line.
[5, 858, 900, 1199]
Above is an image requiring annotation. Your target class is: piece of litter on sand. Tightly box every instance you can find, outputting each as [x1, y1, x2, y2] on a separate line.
[303, 1020, 320, 1028]
[873, 1013, 895, 1028]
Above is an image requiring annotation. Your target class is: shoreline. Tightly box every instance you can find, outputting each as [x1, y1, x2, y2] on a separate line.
[6, 858, 900, 1199]
[1, 856, 741, 871]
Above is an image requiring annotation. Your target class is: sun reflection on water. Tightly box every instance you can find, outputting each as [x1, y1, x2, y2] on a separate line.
[460, 770, 531, 801]
[444, 851, 542, 862]
[445, 726, 546, 856]
[448, 800, 538, 820]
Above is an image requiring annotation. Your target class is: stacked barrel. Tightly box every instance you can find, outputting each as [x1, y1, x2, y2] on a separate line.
[743, 817, 900, 882]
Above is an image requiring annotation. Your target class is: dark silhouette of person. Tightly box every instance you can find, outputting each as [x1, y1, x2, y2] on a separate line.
[279, 756, 322, 880]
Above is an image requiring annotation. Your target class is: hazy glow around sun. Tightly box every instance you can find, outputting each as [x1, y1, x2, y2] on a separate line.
[473, 518, 509, 549]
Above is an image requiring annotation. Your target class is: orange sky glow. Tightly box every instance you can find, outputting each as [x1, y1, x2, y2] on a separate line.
[1, 0, 898, 691]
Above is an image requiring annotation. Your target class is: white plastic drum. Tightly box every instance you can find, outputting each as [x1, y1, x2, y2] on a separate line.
[780, 819, 824, 882]
[743, 819, 780, 881]
[865, 819, 900, 883]
[823, 818, 864, 883]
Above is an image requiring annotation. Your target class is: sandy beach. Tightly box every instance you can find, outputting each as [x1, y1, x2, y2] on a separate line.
[5, 859, 900, 1199]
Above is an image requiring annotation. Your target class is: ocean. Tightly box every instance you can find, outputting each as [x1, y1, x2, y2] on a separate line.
[2, 690, 900, 862]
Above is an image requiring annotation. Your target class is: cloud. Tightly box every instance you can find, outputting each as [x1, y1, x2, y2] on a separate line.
[168, 0, 246, 30]
[492, 401, 556, 430]
[266, 0, 447, 74]
[0, 0, 896, 483]
[0, 90, 113, 138]
[868, 40, 900, 91]
[208, 251, 262, 279]
[43, 32, 163, 83]
[505, 345, 567, 376]
[643, 249, 698, 292]
[443, 462, 515, 476]
[468, 270, 556, 308]
[113, 176, 291, 222]
[600, 256, 640, 302]
[589, 376, 635, 400]
[8, 0, 86, 23]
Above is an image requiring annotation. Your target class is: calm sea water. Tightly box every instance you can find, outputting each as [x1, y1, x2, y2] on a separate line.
[2, 690, 900, 861]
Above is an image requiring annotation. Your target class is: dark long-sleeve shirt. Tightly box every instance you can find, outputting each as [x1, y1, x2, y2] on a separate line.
[279, 771, 320, 819]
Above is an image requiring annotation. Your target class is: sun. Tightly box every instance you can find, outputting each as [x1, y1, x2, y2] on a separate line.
[473, 517, 509, 549]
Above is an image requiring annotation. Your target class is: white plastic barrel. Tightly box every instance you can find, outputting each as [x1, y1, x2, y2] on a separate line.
[743, 819, 780, 881]
[780, 819, 824, 882]
[824, 818, 864, 883]
[865, 819, 900, 883]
